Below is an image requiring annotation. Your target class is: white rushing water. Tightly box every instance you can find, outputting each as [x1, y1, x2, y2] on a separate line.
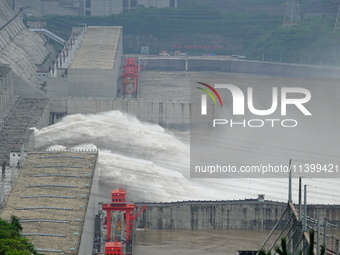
[33, 110, 340, 204]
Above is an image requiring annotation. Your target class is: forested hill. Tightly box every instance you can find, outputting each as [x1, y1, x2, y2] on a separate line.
[179, 0, 338, 16]
[26, 0, 340, 65]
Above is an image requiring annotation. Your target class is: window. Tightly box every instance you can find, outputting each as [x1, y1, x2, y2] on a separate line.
[85, 10, 91, 15]
[123, 0, 128, 8]
[131, 0, 137, 7]
[86, 0, 91, 8]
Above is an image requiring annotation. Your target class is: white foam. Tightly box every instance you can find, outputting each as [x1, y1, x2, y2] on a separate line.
[33, 110, 340, 204]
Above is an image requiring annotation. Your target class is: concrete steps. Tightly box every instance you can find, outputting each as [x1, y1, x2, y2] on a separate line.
[0, 97, 49, 163]
[0, 95, 20, 128]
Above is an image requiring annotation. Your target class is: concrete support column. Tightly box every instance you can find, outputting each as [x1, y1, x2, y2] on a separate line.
[303, 185, 308, 255]
[65, 49, 70, 68]
[70, 42, 75, 62]
[323, 218, 327, 251]
[11, 163, 15, 183]
[317, 210, 320, 255]
[0, 181, 5, 205]
[50, 62, 57, 78]
[303, 185, 307, 232]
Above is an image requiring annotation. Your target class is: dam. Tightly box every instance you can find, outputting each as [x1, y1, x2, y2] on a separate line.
[47, 56, 340, 129]
[139, 56, 340, 78]
[135, 199, 340, 230]
[0, 2, 340, 254]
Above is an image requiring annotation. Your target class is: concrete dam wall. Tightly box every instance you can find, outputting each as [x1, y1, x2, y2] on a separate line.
[135, 200, 340, 230]
[141, 57, 340, 79]
[0, 0, 49, 85]
[50, 97, 190, 129]
[48, 57, 340, 128]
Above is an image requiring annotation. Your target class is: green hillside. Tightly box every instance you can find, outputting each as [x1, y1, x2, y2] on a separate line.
[25, 0, 340, 65]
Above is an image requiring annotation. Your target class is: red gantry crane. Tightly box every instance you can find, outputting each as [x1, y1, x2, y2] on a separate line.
[102, 187, 147, 255]
[121, 58, 140, 97]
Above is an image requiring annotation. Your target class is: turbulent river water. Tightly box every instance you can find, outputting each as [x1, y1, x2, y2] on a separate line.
[33, 71, 340, 204]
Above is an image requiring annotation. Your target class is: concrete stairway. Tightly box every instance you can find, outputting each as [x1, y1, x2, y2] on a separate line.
[0, 95, 20, 128]
[0, 97, 49, 163]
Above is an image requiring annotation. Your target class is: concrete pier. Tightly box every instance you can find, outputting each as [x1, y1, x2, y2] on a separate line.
[135, 200, 340, 230]
[49, 97, 190, 129]
[141, 57, 340, 78]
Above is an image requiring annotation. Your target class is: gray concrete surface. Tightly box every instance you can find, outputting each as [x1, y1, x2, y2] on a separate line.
[49, 97, 190, 129]
[47, 26, 123, 98]
[134, 229, 281, 255]
[0, 0, 50, 85]
[0, 151, 99, 254]
[140, 57, 340, 78]
[135, 201, 340, 230]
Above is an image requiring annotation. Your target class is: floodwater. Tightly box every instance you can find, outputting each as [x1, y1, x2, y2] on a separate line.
[33, 70, 340, 254]
[134, 229, 280, 255]
[33, 70, 340, 204]
[134, 229, 340, 255]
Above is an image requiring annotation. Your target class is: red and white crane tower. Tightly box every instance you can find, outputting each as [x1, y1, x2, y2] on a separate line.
[102, 187, 147, 255]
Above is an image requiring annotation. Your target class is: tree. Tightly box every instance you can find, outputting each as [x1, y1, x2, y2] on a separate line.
[10, 216, 22, 233]
[258, 249, 272, 255]
[260, 230, 325, 255]
[274, 237, 293, 255]
[0, 216, 43, 255]
[308, 230, 326, 255]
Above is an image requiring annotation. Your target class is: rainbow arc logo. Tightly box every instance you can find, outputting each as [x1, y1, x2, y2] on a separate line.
[196, 82, 223, 115]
